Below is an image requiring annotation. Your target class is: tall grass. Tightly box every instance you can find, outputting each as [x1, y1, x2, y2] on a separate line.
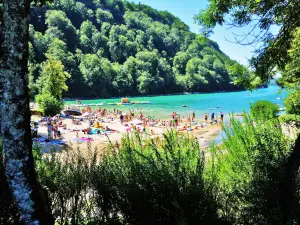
[34, 143, 99, 225]
[91, 131, 222, 225]
[207, 114, 300, 224]
[1, 114, 299, 225]
[29, 132, 223, 224]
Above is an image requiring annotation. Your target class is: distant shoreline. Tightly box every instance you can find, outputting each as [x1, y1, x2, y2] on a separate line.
[63, 89, 246, 102]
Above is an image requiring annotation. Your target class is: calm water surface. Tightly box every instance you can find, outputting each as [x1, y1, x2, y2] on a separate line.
[65, 83, 286, 120]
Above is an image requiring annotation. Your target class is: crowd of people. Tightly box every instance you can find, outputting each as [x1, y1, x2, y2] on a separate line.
[31, 106, 228, 144]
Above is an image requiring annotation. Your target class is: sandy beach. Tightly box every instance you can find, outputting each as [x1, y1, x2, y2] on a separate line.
[31, 110, 223, 155]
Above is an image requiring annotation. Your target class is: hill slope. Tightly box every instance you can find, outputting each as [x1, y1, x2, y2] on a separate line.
[28, 0, 243, 98]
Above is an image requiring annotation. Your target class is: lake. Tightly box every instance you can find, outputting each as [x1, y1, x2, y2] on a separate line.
[65, 82, 287, 121]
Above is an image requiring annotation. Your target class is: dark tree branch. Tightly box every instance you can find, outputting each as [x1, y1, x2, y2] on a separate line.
[280, 133, 300, 223]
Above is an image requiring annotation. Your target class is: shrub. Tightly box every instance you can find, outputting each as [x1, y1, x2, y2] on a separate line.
[207, 114, 300, 224]
[33, 132, 223, 225]
[91, 131, 222, 225]
[35, 92, 64, 116]
[34, 144, 98, 225]
[279, 114, 300, 123]
[250, 100, 279, 120]
[284, 90, 300, 115]
[279, 114, 300, 128]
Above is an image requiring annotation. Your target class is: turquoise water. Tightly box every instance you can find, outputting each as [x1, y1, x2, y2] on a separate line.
[65, 83, 287, 120]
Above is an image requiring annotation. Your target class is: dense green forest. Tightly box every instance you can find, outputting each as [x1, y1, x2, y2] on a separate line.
[28, 0, 244, 98]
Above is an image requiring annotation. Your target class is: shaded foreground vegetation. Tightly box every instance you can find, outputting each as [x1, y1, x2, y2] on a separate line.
[1, 115, 299, 225]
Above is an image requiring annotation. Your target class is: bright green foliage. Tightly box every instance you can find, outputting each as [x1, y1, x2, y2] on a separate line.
[207, 115, 299, 224]
[95, 8, 113, 25]
[250, 100, 279, 120]
[92, 131, 221, 224]
[35, 93, 64, 116]
[37, 56, 70, 99]
[35, 56, 70, 115]
[79, 54, 116, 96]
[279, 114, 300, 124]
[31, 131, 222, 224]
[195, 0, 300, 88]
[280, 28, 300, 89]
[45, 10, 78, 49]
[27, 0, 245, 98]
[284, 90, 300, 115]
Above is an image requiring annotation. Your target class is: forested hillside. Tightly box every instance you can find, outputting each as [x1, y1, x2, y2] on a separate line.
[28, 0, 244, 98]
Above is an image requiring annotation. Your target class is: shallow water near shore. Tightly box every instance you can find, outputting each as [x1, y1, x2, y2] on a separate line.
[65, 82, 286, 122]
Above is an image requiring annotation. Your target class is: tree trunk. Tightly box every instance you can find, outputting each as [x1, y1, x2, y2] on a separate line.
[0, 0, 53, 224]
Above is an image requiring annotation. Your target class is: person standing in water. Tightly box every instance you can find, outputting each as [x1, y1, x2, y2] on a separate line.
[211, 112, 215, 122]
[192, 111, 195, 121]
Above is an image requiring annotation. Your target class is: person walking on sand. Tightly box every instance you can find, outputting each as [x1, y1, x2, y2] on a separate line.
[174, 113, 179, 126]
[33, 122, 38, 138]
[204, 113, 208, 122]
[53, 123, 58, 139]
[120, 113, 124, 124]
[229, 113, 232, 127]
[47, 122, 53, 140]
[172, 112, 175, 119]
[220, 111, 224, 123]
[211, 112, 215, 122]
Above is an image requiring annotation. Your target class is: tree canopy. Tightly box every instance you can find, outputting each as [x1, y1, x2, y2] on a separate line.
[195, 0, 300, 88]
[27, 0, 245, 98]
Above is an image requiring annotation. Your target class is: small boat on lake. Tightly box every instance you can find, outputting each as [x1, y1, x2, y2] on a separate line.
[207, 108, 214, 110]
[276, 97, 282, 100]
[182, 105, 188, 107]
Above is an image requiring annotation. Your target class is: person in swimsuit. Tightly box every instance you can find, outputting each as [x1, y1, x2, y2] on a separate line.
[47, 122, 53, 139]
[211, 112, 215, 121]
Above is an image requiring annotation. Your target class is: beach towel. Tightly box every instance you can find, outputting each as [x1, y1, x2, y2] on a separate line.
[92, 128, 99, 134]
[51, 140, 65, 145]
[35, 137, 48, 143]
[79, 137, 94, 142]
[72, 138, 84, 143]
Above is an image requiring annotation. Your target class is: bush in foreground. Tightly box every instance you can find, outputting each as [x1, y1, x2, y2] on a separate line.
[3, 117, 299, 224]
[284, 90, 300, 115]
[33, 132, 223, 225]
[250, 100, 279, 120]
[207, 115, 300, 224]
[92, 132, 222, 225]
